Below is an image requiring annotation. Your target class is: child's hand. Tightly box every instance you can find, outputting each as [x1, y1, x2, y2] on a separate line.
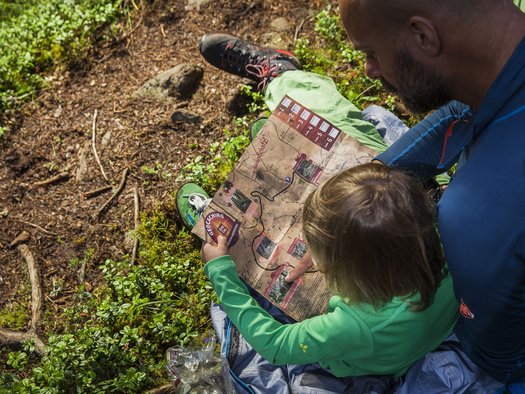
[201, 235, 229, 263]
[285, 251, 314, 282]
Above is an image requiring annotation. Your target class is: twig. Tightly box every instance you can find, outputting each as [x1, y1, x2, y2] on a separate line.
[91, 110, 109, 182]
[17, 219, 58, 236]
[0, 244, 46, 355]
[131, 187, 140, 264]
[83, 185, 113, 200]
[354, 84, 376, 103]
[236, 0, 261, 17]
[33, 172, 70, 187]
[294, 18, 306, 43]
[96, 168, 130, 219]
[44, 293, 58, 306]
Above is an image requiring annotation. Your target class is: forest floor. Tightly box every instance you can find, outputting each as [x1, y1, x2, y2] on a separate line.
[0, 0, 327, 324]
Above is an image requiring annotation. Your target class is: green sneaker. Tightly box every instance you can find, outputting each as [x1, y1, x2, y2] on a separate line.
[175, 183, 212, 230]
[250, 116, 267, 141]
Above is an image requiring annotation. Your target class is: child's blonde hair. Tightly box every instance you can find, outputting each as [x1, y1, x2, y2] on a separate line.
[302, 163, 445, 311]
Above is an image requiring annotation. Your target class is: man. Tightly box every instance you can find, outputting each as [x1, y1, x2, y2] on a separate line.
[338, 0, 525, 384]
[195, 0, 525, 388]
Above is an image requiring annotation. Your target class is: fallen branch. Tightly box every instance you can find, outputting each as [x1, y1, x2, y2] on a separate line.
[0, 243, 46, 355]
[17, 219, 57, 236]
[0, 329, 46, 356]
[131, 187, 140, 264]
[33, 172, 70, 187]
[83, 185, 113, 200]
[91, 110, 109, 182]
[96, 168, 130, 219]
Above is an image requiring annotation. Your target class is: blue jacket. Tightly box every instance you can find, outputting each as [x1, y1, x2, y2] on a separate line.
[376, 36, 525, 383]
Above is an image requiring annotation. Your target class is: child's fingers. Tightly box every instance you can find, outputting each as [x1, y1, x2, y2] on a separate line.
[285, 253, 313, 282]
[216, 235, 228, 248]
[200, 235, 229, 263]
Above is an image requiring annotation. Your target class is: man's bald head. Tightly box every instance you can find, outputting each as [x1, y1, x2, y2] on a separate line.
[338, 0, 523, 110]
[340, 0, 504, 33]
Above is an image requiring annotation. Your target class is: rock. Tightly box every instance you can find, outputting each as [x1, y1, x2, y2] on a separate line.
[171, 110, 202, 124]
[76, 141, 91, 183]
[124, 230, 135, 251]
[101, 130, 112, 147]
[9, 231, 31, 248]
[186, 0, 209, 11]
[270, 17, 291, 32]
[133, 64, 204, 100]
[261, 32, 289, 50]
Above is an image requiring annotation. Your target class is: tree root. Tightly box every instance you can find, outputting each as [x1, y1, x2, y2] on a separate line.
[0, 243, 46, 355]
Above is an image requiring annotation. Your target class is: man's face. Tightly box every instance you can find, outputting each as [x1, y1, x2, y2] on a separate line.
[339, 0, 451, 113]
[390, 47, 451, 113]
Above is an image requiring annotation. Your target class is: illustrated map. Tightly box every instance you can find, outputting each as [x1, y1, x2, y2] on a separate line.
[192, 95, 377, 321]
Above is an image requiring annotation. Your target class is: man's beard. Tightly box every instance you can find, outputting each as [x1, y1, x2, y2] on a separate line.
[382, 48, 451, 114]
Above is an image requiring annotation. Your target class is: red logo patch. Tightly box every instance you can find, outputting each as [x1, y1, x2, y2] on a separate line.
[459, 299, 475, 319]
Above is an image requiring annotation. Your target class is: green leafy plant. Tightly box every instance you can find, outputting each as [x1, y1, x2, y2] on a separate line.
[1, 216, 214, 392]
[177, 120, 251, 192]
[6, 351, 28, 372]
[239, 85, 269, 115]
[0, 0, 127, 119]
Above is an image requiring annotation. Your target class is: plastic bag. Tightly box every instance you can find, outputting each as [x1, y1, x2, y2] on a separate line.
[166, 334, 234, 394]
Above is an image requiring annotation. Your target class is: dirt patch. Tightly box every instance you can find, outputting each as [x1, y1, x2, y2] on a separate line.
[0, 0, 329, 324]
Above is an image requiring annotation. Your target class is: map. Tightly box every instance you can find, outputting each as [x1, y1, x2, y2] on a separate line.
[192, 95, 377, 321]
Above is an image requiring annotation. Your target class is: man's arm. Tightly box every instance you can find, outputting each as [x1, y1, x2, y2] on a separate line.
[375, 101, 472, 178]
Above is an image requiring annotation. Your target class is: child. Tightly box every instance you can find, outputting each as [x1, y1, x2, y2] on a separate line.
[190, 162, 458, 378]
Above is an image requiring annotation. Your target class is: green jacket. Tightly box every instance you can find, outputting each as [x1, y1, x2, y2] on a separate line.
[205, 256, 459, 377]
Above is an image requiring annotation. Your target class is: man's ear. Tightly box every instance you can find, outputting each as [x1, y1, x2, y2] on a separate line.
[404, 16, 442, 57]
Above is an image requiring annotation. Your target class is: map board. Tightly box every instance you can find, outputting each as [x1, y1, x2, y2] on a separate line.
[192, 95, 377, 321]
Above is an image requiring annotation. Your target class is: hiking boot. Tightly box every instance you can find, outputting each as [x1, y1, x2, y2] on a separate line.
[199, 33, 302, 91]
[176, 183, 212, 230]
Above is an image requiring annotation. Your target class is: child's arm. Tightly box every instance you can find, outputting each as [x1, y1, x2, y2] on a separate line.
[201, 237, 373, 368]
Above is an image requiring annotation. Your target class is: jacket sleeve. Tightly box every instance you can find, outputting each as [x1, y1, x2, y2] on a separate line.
[204, 255, 373, 366]
[375, 101, 472, 178]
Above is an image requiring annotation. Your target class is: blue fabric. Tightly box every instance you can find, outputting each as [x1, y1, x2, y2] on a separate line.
[210, 302, 519, 393]
[210, 301, 400, 394]
[375, 100, 472, 177]
[377, 36, 525, 383]
[362, 105, 409, 147]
